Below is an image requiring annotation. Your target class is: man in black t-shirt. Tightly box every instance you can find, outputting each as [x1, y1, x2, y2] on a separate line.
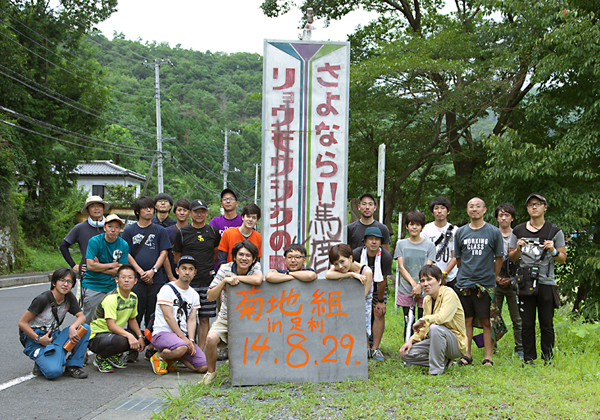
[173, 199, 221, 350]
[347, 193, 391, 252]
[353, 227, 392, 361]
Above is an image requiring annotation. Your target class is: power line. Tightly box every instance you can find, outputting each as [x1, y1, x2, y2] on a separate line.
[0, 15, 155, 94]
[85, 33, 148, 64]
[0, 118, 156, 158]
[0, 106, 157, 154]
[0, 30, 154, 99]
[0, 64, 156, 137]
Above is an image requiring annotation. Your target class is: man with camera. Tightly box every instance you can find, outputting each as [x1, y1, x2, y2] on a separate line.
[509, 193, 566, 366]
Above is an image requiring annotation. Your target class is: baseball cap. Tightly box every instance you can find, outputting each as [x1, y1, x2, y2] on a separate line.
[190, 199, 208, 211]
[221, 188, 238, 201]
[105, 214, 124, 226]
[177, 255, 197, 268]
[526, 193, 547, 205]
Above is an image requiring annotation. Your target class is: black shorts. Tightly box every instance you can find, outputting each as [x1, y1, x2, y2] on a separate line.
[457, 287, 491, 319]
[192, 284, 217, 318]
[372, 281, 388, 306]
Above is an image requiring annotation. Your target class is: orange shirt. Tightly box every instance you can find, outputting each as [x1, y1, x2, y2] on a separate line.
[218, 227, 262, 263]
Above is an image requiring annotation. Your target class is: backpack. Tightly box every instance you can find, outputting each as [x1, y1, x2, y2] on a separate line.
[144, 283, 189, 343]
[19, 290, 62, 347]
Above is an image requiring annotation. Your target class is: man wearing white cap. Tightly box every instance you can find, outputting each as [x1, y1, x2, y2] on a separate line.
[60, 196, 109, 278]
[81, 214, 129, 323]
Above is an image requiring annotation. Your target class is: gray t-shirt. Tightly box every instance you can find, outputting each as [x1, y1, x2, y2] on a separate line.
[509, 221, 566, 286]
[393, 238, 436, 296]
[454, 223, 504, 288]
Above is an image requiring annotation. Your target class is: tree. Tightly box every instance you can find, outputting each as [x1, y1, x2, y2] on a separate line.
[1, 0, 117, 242]
[485, 0, 600, 318]
[261, 0, 542, 228]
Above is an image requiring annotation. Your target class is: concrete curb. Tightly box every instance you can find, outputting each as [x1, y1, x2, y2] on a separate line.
[0, 271, 52, 289]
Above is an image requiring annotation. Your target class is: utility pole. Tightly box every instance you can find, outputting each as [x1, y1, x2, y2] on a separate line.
[254, 163, 261, 204]
[143, 58, 173, 193]
[221, 129, 240, 190]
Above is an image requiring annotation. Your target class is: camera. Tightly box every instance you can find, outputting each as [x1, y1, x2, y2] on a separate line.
[530, 266, 539, 280]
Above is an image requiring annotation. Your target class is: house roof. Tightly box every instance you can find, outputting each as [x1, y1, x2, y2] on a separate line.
[75, 160, 146, 182]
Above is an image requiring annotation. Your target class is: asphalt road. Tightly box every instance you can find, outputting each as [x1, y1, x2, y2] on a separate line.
[0, 283, 160, 420]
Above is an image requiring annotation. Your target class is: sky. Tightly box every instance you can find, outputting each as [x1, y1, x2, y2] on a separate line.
[95, 0, 381, 55]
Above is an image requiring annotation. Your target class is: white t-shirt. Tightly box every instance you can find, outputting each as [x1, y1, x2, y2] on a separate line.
[153, 283, 200, 335]
[421, 222, 458, 281]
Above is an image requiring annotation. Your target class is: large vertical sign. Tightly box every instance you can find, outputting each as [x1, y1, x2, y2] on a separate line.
[262, 40, 350, 277]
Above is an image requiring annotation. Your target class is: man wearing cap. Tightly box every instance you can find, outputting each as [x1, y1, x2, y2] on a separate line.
[81, 214, 129, 324]
[353, 226, 393, 361]
[509, 193, 566, 365]
[152, 193, 177, 228]
[60, 196, 109, 279]
[347, 193, 391, 252]
[173, 199, 221, 351]
[149, 255, 208, 375]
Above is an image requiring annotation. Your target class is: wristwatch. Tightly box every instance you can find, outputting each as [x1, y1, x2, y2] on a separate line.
[152, 267, 158, 273]
[551, 249, 560, 257]
[34, 335, 40, 343]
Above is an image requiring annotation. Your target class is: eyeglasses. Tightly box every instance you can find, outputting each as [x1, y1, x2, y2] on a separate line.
[222, 197, 236, 202]
[527, 202, 545, 208]
[286, 254, 305, 260]
[57, 278, 75, 285]
[468, 205, 483, 209]
[157, 199, 169, 204]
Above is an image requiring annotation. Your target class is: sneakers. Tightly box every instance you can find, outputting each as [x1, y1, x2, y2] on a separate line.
[32, 364, 40, 376]
[523, 360, 536, 367]
[144, 347, 157, 361]
[150, 353, 168, 375]
[371, 348, 384, 362]
[217, 348, 229, 361]
[367, 348, 373, 359]
[200, 371, 217, 385]
[107, 354, 128, 369]
[125, 350, 139, 363]
[63, 366, 88, 379]
[166, 359, 177, 371]
[94, 356, 114, 373]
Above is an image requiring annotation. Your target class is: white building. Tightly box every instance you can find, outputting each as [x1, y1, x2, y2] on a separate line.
[75, 160, 145, 198]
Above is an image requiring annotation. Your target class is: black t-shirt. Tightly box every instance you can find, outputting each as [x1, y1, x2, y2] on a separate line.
[173, 224, 221, 286]
[122, 223, 172, 285]
[347, 220, 391, 250]
[27, 291, 81, 330]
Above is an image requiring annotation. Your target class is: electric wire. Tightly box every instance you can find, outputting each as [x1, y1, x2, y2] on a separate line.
[0, 30, 154, 99]
[0, 106, 157, 154]
[0, 64, 156, 137]
[0, 118, 157, 158]
[85, 32, 149, 63]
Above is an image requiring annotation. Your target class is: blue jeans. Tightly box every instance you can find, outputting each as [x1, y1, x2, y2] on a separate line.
[23, 324, 90, 379]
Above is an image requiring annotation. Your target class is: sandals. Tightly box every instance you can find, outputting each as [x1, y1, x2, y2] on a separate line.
[482, 358, 494, 367]
[457, 355, 473, 366]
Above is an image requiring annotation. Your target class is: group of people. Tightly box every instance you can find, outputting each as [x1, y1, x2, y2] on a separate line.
[395, 193, 566, 374]
[18, 188, 565, 382]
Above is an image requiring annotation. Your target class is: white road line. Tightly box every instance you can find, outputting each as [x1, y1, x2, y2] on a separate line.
[0, 283, 46, 291]
[0, 374, 35, 391]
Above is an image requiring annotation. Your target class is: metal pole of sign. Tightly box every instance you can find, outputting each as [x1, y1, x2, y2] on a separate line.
[395, 211, 403, 313]
[377, 144, 385, 223]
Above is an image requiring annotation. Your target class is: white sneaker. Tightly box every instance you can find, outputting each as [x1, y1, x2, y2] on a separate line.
[200, 371, 217, 385]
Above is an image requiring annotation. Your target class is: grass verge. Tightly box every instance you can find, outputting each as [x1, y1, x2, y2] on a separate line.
[154, 303, 600, 420]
